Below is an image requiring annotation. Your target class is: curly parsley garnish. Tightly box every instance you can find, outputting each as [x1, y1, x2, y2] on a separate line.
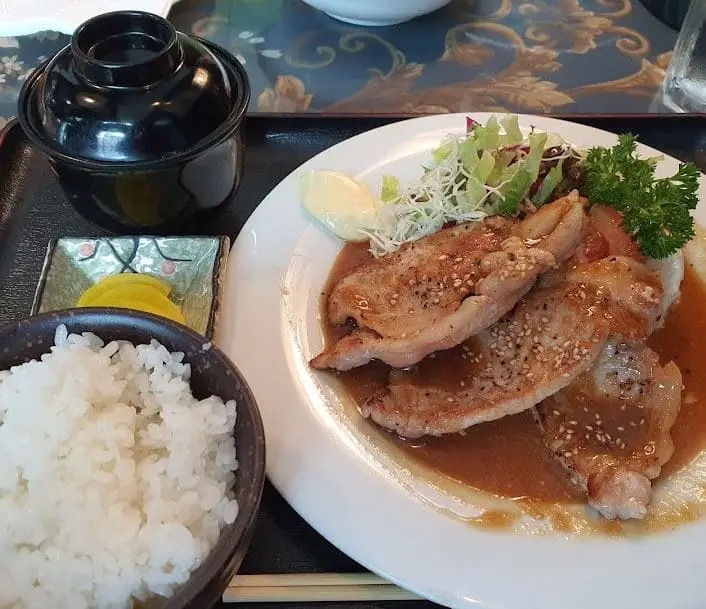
[584, 134, 699, 259]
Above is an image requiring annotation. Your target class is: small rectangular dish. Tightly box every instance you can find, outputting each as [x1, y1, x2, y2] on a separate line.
[31, 236, 230, 340]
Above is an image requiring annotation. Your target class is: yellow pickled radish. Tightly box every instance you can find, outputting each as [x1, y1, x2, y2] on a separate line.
[93, 291, 186, 324]
[89, 284, 167, 305]
[77, 273, 171, 307]
[79, 281, 186, 325]
[157, 298, 187, 325]
[93, 297, 172, 319]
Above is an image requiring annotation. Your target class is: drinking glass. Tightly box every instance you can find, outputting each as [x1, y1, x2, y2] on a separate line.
[663, 0, 706, 112]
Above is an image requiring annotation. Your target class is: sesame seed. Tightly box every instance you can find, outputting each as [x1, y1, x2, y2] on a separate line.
[446, 397, 454, 402]
[439, 255, 448, 261]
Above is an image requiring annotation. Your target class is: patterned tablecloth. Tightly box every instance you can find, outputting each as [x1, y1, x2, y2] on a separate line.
[0, 0, 680, 128]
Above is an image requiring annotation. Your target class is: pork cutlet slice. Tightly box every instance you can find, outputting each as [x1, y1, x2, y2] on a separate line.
[312, 193, 586, 371]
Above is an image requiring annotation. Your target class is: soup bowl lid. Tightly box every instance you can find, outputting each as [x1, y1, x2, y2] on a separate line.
[17, 10, 250, 170]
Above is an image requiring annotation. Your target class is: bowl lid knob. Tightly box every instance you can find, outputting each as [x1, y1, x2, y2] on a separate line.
[71, 11, 182, 88]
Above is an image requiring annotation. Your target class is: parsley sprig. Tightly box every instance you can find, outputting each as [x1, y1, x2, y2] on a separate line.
[584, 134, 699, 259]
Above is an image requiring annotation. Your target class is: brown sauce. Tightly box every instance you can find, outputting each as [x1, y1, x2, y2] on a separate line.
[322, 242, 706, 507]
[648, 265, 706, 476]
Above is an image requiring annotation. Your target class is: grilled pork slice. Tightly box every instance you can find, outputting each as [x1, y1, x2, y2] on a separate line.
[564, 256, 664, 340]
[361, 254, 665, 438]
[534, 343, 682, 520]
[361, 281, 610, 438]
[311, 193, 586, 371]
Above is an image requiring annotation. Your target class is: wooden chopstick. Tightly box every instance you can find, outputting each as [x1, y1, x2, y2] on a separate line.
[223, 573, 422, 603]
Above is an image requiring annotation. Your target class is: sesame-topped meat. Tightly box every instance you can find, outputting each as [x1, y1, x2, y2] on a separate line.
[311, 192, 586, 371]
[360, 281, 609, 438]
[359, 250, 666, 438]
[534, 343, 682, 520]
[563, 256, 664, 340]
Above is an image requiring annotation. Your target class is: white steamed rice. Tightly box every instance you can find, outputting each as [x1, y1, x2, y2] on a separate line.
[0, 326, 239, 609]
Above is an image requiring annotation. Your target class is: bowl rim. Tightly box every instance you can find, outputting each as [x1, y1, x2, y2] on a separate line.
[0, 307, 266, 608]
[16, 36, 251, 172]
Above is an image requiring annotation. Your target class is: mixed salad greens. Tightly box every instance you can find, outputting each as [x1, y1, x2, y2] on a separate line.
[299, 114, 699, 260]
[365, 115, 698, 259]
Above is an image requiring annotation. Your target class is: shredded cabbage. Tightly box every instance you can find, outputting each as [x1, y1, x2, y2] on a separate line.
[366, 114, 579, 256]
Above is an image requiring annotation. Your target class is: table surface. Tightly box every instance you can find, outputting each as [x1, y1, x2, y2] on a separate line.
[0, 0, 682, 127]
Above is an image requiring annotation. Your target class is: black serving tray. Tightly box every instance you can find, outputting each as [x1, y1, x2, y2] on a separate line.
[2, 114, 706, 609]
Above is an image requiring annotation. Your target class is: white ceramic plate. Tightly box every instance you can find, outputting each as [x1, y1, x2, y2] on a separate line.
[220, 113, 706, 609]
[0, 0, 176, 36]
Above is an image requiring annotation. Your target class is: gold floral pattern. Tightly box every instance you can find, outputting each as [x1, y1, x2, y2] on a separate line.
[252, 0, 673, 115]
[0, 0, 681, 119]
[325, 31, 573, 115]
[656, 51, 673, 71]
[441, 41, 495, 66]
[520, 0, 613, 54]
[569, 56, 667, 100]
[258, 75, 313, 112]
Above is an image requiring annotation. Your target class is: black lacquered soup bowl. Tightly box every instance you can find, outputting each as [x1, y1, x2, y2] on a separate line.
[17, 11, 250, 233]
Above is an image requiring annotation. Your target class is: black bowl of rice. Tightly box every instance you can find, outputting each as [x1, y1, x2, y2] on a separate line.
[0, 308, 266, 609]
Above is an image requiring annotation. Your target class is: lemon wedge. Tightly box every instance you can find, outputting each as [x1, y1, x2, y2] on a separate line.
[78, 273, 171, 307]
[300, 170, 380, 241]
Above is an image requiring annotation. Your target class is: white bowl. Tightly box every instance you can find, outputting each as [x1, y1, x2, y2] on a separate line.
[301, 0, 454, 26]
